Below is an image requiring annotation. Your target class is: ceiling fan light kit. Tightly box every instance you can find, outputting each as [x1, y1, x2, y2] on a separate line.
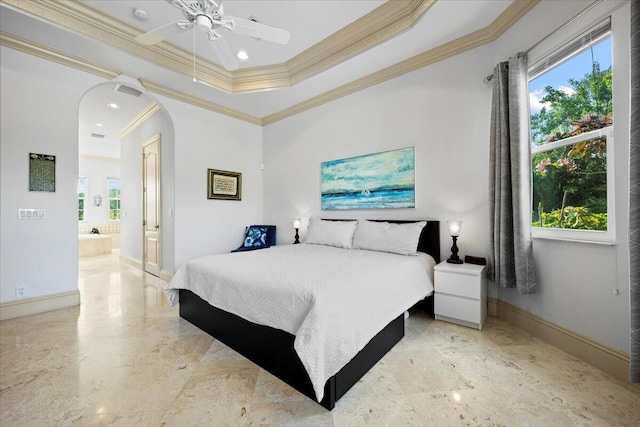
[195, 14, 213, 31]
[135, 0, 290, 72]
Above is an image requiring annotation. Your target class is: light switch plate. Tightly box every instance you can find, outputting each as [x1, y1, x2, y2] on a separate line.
[18, 209, 46, 219]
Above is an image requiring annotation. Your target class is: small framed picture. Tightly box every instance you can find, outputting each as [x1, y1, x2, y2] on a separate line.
[207, 169, 242, 201]
[29, 153, 56, 192]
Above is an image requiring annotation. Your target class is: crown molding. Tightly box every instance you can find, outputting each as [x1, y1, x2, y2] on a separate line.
[0, 30, 121, 80]
[117, 102, 161, 140]
[0, 0, 435, 93]
[0, 27, 287, 127]
[287, 0, 437, 84]
[262, 0, 539, 125]
[138, 78, 262, 126]
[1, 0, 538, 127]
[0, 0, 233, 91]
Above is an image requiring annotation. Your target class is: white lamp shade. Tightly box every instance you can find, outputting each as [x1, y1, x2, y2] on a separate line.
[292, 218, 301, 229]
[447, 220, 462, 237]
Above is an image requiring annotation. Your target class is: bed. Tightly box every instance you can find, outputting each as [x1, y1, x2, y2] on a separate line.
[165, 219, 440, 410]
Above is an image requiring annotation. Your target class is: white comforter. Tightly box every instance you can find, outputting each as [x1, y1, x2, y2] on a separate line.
[165, 244, 435, 402]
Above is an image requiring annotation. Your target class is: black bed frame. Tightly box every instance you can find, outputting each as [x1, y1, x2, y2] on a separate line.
[178, 220, 440, 410]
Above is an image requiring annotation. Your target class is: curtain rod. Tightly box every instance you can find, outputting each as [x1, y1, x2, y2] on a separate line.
[484, 0, 603, 83]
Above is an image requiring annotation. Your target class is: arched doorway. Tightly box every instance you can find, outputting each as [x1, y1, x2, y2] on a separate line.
[78, 78, 175, 280]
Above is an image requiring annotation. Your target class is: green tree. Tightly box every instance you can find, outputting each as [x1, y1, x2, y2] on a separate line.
[530, 62, 612, 146]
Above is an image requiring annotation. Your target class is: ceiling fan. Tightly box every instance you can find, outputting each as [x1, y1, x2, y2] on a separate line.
[135, 0, 290, 71]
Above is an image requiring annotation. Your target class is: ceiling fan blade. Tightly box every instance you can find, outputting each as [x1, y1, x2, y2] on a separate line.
[226, 17, 290, 45]
[135, 20, 191, 45]
[208, 32, 240, 70]
[202, 0, 217, 15]
[169, 0, 196, 14]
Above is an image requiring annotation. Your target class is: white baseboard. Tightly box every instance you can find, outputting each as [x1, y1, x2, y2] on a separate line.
[118, 254, 174, 282]
[119, 254, 142, 269]
[488, 297, 629, 382]
[0, 290, 80, 321]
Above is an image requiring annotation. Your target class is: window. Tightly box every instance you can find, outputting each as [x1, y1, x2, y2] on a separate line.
[78, 176, 87, 221]
[107, 178, 121, 220]
[528, 19, 613, 242]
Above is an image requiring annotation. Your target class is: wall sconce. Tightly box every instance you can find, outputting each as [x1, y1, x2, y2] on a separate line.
[292, 218, 301, 244]
[446, 220, 463, 264]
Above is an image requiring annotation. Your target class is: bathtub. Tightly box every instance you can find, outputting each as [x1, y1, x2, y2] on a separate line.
[78, 234, 112, 257]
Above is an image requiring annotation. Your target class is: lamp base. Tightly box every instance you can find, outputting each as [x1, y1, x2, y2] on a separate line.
[447, 236, 462, 264]
[294, 228, 300, 244]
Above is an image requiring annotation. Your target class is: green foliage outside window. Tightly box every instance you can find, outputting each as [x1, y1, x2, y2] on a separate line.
[530, 57, 612, 231]
[531, 132, 608, 231]
[108, 178, 121, 220]
[79, 196, 85, 221]
[530, 63, 612, 146]
[109, 199, 121, 220]
[78, 177, 86, 221]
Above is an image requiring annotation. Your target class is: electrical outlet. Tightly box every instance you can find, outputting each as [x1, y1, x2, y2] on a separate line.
[16, 286, 26, 299]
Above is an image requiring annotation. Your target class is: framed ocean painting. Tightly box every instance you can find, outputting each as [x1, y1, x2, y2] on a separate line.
[321, 147, 415, 210]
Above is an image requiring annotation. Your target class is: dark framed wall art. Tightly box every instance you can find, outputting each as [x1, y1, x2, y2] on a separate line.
[207, 169, 242, 201]
[29, 153, 56, 192]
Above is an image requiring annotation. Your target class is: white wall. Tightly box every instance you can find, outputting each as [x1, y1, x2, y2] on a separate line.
[0, 46, 105, 302]
[492, 0, 631, 354]
[263, 0, 631, 355]
[0, 46, 263, 303]
[263, 43, 495, 266]
[162, 96, 264, 268]
[78, 156, 120, 224]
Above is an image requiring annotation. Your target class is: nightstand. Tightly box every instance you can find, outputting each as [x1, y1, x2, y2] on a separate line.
[434, 261, 487, 330]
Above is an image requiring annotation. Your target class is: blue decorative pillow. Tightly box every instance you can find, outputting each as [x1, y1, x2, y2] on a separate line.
[231, 225, 276, 253]
[243, 226, 268, 248]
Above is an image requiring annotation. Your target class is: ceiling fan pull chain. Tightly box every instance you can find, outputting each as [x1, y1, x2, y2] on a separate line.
[192, 23, 197, 82]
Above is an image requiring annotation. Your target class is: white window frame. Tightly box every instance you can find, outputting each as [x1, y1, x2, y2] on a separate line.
[107, 177, 121, 221]
[528, 17, 615, 244]
[78, 176, 87, 222]
[531, 127, 615, 244]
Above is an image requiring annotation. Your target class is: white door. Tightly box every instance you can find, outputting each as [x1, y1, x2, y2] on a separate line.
[142, 134, 161, 277]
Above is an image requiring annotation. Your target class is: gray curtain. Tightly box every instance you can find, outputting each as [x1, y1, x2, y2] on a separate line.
[630, 0, 639, 383]
[489, 54, 537, 295]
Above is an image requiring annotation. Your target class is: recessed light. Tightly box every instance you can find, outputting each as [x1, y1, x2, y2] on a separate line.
[96, 123, 103, 127]
[107, 102, 120, 109]
[237, 50, 249, 60]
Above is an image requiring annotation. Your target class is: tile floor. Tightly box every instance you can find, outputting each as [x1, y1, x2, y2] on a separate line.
[1, 250, 639, 426]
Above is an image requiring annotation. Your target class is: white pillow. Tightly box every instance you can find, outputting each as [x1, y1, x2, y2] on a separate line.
[305, 218, 357, 249]
[352, 219, 427, 255]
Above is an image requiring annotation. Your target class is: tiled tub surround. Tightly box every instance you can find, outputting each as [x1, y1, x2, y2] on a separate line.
[78, 234, 112, 257]
[78, 222, 120, 257]
[0, 251, 639, 426]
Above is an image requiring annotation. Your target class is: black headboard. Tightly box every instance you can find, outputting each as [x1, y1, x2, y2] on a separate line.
[324, 219, 440, 262]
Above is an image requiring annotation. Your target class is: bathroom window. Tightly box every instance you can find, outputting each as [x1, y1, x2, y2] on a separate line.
[108, 178, 121, 220]
[78, 176, 87, 221]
